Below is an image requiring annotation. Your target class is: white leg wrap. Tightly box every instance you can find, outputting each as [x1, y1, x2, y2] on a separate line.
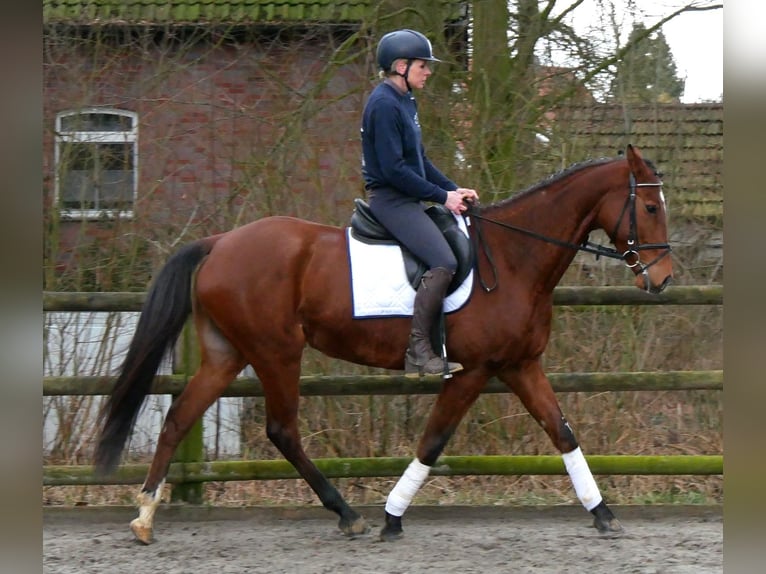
[562, 447, 602, 511]
[384, 458, 431, 517]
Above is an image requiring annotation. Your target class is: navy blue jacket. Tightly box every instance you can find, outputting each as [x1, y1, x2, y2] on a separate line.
[361, 82, 456, 204]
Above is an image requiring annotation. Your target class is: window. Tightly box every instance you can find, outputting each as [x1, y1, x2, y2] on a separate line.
[55, 109, 138, 219]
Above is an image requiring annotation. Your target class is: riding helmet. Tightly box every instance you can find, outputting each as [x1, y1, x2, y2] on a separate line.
[376, 29, 442, 71]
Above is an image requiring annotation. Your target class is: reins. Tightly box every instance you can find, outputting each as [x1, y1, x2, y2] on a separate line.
[465, 172, 672, 293]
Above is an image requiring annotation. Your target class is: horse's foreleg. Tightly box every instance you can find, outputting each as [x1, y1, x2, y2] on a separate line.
[131, 358, 243, 544]
[257, 364, 369, 537]
[498, 362, 623, 535]
[381, 371, 486, 541]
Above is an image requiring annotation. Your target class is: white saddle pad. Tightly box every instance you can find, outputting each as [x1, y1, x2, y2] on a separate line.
[347, 214, 473, 318]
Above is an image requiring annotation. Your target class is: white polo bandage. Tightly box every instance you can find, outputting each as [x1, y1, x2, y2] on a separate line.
[562, 447, 602, 511]
[384, 458, 431, 517]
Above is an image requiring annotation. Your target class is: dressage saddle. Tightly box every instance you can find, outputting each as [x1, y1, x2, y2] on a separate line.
[349, 198, 474, 296]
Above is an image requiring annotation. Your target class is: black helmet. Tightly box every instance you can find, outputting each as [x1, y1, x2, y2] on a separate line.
[376, 29, 442, 71]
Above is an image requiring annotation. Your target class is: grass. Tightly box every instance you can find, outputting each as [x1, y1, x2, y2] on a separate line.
[42, 474, 723, 508]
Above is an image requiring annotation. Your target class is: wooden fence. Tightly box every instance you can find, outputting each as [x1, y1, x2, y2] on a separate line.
[42, 286, 723, 502]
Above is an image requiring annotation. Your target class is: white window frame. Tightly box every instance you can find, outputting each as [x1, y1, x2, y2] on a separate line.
[54, 108, 138, 220]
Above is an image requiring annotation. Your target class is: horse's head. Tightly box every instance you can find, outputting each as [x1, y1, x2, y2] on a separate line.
[598, 145, 673, 293]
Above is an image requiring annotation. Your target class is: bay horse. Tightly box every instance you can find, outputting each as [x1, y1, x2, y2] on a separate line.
[94, 144, 672, 544]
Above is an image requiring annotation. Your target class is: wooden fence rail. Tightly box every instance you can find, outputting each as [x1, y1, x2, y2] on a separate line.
[43, 285, 723, 312]
[43, 370, 723, 397]
[43, 287, 723, 498]
[44, 455, 724, 487]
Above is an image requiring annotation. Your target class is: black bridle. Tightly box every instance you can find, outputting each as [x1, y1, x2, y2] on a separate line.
[465, 172, 672, 293]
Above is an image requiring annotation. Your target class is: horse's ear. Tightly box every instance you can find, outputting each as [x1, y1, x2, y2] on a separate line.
[625, 144, 645, 174]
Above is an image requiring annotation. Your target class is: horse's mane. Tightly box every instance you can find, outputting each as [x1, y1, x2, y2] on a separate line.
[483, 157, 618, 212]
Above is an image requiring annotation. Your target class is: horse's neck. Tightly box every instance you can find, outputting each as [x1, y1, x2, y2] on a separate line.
[482, 174, 605, 290]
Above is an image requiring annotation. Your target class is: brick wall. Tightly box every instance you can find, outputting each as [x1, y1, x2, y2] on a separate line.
[43, 31, 371, 238]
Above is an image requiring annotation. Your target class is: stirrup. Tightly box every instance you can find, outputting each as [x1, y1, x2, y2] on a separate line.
[404, 353, 463, 378]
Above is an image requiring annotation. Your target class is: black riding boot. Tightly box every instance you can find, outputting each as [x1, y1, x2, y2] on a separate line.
[404, 267, 463, 377]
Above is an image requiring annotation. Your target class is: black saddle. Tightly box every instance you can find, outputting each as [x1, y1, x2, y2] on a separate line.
[349, 198, 474, 295]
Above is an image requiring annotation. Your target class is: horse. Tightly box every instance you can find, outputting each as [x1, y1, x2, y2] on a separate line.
[94, 144, 672, 544]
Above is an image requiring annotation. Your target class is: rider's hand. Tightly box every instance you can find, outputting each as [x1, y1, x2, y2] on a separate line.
[445, 188, 479, 215]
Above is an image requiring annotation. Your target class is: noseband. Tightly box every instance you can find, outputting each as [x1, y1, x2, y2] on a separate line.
[466, 172, 672, 292]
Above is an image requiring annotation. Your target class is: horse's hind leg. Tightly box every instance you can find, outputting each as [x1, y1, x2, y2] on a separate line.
[130, 321, 246, 544]
[252, 358, 369, 537]
[498, 361, 623, 535]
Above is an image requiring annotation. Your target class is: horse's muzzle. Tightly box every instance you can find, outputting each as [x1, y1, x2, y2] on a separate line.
[639, 273, 672, 294]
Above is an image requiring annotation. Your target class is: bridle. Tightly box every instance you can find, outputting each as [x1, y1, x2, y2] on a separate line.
[609, 172, 672, 286]
[466, 171, 672, 293]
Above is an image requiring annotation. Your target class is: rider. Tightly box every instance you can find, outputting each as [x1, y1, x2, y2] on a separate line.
[361, 29, 479, 377]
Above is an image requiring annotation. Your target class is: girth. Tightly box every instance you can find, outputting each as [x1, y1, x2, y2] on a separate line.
[349, 198, 474, 295]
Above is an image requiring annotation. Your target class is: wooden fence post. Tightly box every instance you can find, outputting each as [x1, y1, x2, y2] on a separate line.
[170, 320, 204, 504]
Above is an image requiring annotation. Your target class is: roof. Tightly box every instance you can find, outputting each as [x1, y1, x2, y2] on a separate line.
[555, 103, 723, 218]
[43, 0, 468, 26]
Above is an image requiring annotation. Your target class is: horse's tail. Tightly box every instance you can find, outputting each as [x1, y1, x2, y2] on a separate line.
[94, 235, 221, 476]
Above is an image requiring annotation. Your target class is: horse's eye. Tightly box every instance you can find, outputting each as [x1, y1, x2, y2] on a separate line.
[646, 204, 658, 214]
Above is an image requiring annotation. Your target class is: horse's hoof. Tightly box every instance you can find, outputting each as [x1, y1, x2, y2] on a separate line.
[339, 515, 370, 537]
[130, 518, 154, 545]
[593, 515, 624, 536]
[379, 511, 404, 542]
[590, 501, 624, 537]
[379, 525, 404, 542]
